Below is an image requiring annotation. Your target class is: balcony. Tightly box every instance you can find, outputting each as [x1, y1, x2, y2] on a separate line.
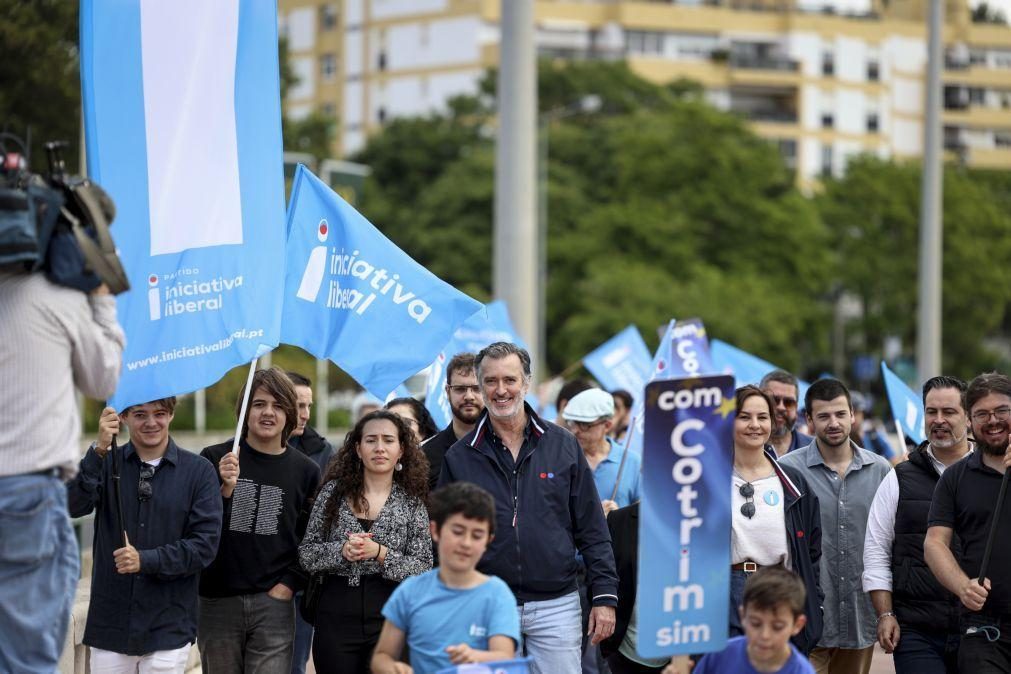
[724, 51, 802, 87]
[728, 53, 800, 72]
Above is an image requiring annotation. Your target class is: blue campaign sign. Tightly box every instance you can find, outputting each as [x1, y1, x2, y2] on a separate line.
[583, 325, 652, 395]
[621, 319, 677, 457]
[81, 0, 286, 409]
[881, 362, 926, 445]
[424, 300, 525, 429]
[281, 165, 482, 400]
[667, 318, 715, 378]
[638, 375, 736, 657]
[710, 339, 810, 406]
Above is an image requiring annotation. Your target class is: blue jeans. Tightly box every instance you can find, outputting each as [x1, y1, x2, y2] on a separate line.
[728, 570, 748, 638]
[519, 591, 582, 674]
[892, 624, 958, 674]
[290, 591, 313, 674]
[0, 473, 80, 673]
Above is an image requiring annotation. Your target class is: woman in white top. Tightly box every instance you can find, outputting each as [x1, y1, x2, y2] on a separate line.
[729, 385, 825, 655]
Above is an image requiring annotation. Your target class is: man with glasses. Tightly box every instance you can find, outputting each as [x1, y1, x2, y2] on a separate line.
[67, 398, 222, 673]
[926, 372, 1011, 671]
[862, 376, 971, 672]
[779, 378, 892, 674]
[422, 352, 484, 490]
[761, 370, 813, 457]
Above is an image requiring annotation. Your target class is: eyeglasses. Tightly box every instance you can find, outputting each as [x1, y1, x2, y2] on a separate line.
[739, 482, 756, 519]
[447, 385, 480, 396]
[971, 407, 1011, 424]
[772, 395, 798, 410]
[138, 463, 156, 502]
[565, 419, 608, 432]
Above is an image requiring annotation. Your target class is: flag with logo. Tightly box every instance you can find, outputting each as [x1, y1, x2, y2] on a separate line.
[582, 325, 652, 395]
[424, 300, 525, 429]
[281, 165, 483, 400]
[621, 319, 677, 456]
[638, 375, 736, 656]
[81, 0, 286, 409]
[881, 362, 926, 445]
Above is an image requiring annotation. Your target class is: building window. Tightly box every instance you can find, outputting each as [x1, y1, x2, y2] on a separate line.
[378, 51, 387, 71]
[822, 52, 835, 77]
[321, 102, 336, 118]
[626, 30, 664, 56]
[377, 107, 387, 123]
[969, 87, 985, 105]
[995, 131, 1011, 147]
[821, 113, 834, 129]
[777, 139, 797, 170]
[867, 113, 879, 132]
[320, 4, 338, 31]
[867, 60, 880, 81]
[320, 53, 337, 82]
[821, 145, 834, 177]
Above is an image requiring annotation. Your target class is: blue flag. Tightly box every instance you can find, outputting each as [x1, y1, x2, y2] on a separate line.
[638, 375, 736, 657]
[81, 0, 286, 409]
[667, 318, 716, 378]
[582, 325, 652, 395]
[881, 362, 926, 445]
[710, 339, 810, 406]
[423, 301, 525, 429]
[281, 165, 482, 400]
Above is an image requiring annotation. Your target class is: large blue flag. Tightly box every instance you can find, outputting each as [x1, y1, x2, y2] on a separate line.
[281, 165, 482, 400]
[620, 319, 677, 457]
[881, 362, 926, 445]
[710, 339, 810, 406]
[424, 301, 525, 429]
[582, 325, 651, 395]
[638, 375, 736, 657]
[81, 0, 286, 409]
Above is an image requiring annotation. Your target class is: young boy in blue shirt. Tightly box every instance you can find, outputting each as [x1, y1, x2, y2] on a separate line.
[371, 482, 520, 674]
[690, 568, 815, 674]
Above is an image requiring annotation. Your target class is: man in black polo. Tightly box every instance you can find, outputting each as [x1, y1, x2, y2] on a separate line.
[926, 372, 1011, 671]
[68, 398, 222, 671]
[421, 352, 483, 489]
[863, 376, 971, 672]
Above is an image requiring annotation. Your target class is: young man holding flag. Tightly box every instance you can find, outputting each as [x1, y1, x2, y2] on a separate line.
[68, 398, 222, 672]
[198, 368, 321, 673]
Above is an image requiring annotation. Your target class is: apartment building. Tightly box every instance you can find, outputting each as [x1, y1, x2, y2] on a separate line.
[278, 0, 1011, 185]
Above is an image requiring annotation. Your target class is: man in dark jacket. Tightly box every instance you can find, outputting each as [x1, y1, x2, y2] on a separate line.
[68, 397, 222, 671]
[761, 369, 813, 457]
[439, 342, 618, 674]
[862, 375, 970, 673]
[421, 352, 483, 489]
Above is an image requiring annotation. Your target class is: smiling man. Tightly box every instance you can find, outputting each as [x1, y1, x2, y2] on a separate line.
[862, 376, 971, 673]
[438, 342, 618, 674]
[761, 370, 814, 457]
[779, 378, 891, 674]
[198, 367, 321, 674]
[422, 353, 484, 489]
[926, 372, 1011, 672]
[67, 398, 222, 673]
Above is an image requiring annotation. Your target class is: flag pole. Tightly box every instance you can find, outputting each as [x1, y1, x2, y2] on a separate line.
[109, 433, 127, 546]
[231, 358, 259, 454]
[978, 470, 1009, 585]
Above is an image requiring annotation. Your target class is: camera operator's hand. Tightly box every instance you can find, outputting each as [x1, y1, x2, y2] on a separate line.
[94, 407, 120, 458]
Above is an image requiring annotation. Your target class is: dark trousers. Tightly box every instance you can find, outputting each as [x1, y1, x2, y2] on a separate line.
[312, 574, 397, 674]
[290, 591, 313, 674]
[892, 624, 958, 674]
[728, 570, 748, 638]
[198, 593, 295, 674]
[605, 652, 667, 674]
[959, 612, 1011, 673]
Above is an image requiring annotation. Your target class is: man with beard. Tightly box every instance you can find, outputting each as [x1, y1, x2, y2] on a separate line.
[779, 378, 892, 674]
[926, 372, 1011, 671]
[863, 376, 971, 672]
[761, 370, 813, 457]
[422, 353, 484, 489]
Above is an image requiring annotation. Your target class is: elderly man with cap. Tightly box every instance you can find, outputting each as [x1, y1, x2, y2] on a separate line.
[563, 388, 641, 515]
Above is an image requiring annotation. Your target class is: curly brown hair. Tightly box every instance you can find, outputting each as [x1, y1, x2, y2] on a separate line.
[319, 410, 430, 528]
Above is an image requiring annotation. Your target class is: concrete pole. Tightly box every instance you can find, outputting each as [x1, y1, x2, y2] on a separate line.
[917, 0, 943, 383]
[494, 0, 539, 378]
[315, 357, 329, 435]
[195, 388, 206, 434]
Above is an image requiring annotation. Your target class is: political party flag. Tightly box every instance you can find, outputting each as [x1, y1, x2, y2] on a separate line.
[621, 319, 677, 456]
[81, 0, 286, 409]
[638, 375, 736, 657]
[582, 325, 651, 395]
[281, 165, 482, 400]
[881, 362, 926, 445]
[710, 339, 810, 406]
[666, 318, 716, 378]
[424, 300, 525, 429]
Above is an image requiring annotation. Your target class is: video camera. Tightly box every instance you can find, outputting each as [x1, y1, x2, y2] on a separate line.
[0, 132, 129, 294]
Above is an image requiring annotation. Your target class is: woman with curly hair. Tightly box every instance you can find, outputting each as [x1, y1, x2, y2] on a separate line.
[386, 396, 439, 444]
[299, 410, 432, 673]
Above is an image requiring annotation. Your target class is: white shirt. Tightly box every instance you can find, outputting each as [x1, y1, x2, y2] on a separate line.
[731, 473, 788, 567]
[861, 447, 968, 592]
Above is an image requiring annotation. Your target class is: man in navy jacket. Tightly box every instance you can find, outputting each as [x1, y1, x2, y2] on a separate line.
[439, 342, 618, 674]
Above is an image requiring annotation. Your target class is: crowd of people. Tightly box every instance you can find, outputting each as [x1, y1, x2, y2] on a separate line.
[3, 267, 1011, 674]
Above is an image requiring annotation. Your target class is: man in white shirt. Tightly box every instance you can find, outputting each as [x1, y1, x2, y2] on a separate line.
[861, 375, 971, 673]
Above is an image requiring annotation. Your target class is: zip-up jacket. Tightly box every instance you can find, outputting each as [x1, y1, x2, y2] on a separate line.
[764, 447, 825, 655]
[439, 403, 618, 606]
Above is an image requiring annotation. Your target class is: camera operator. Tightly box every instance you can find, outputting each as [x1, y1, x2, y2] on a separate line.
[0, 266, 125, 671]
